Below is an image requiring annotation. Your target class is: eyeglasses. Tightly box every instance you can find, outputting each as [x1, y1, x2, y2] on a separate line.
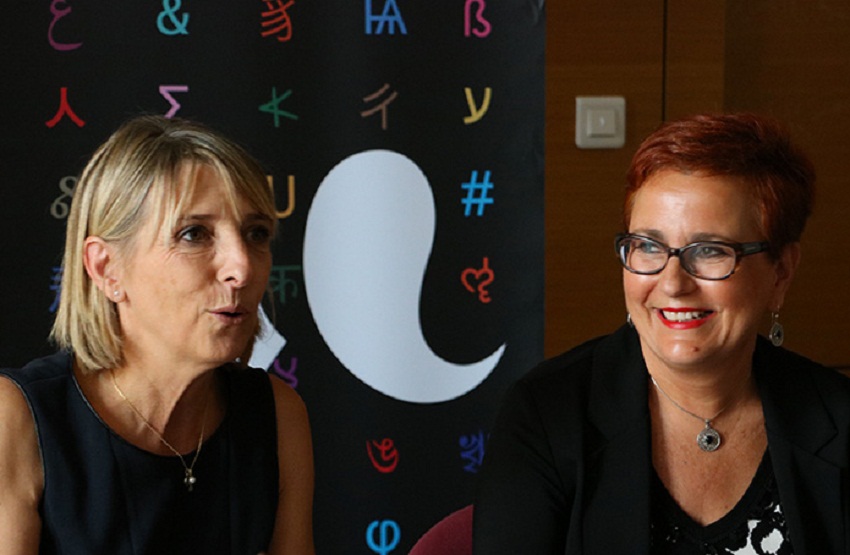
[615, 234, 770, 281]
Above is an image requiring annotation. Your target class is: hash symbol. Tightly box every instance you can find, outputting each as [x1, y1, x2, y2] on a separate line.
[461, 170, 494, 217]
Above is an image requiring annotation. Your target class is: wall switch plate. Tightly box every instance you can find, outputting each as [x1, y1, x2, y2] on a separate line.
[575, 96, 626, 149]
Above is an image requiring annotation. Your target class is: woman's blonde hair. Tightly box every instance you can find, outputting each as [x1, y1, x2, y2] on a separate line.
[51, 115, 276, 372]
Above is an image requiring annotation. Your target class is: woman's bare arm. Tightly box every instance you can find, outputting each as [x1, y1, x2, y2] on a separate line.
[0, 376, 43, 555]
[265, 376, 315, 555]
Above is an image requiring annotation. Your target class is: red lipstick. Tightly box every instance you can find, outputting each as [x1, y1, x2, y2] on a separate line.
[656, 308, 715, 330]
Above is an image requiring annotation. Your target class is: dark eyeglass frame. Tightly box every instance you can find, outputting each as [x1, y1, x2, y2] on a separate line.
[614, 233, 771, 281]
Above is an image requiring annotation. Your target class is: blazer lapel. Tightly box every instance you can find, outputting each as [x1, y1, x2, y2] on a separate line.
[578, 329, 849, 554]
[582, 327, 654, 555]
[756, 340, 846, 554]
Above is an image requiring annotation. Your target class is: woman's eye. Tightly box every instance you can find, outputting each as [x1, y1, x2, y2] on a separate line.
[634, 239, 662, 254]
[177, 225, 211, 244]
[245, 225, 272, 245]
[693, 244, 729, 259]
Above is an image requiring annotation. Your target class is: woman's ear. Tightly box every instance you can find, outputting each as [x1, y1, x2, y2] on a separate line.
[771, 242, 801, 310]
[83, 237, 121, 299]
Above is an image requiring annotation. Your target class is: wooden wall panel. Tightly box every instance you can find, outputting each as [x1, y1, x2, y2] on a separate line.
[664, 0, 726, 119]
[545, 1, 849, 368]
[544, 0, 665, 357]
[724, 2, 850, 367]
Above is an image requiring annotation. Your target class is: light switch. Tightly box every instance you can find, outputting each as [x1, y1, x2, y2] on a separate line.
[576, 96, 626, 149]
[587, 108, 616, 137]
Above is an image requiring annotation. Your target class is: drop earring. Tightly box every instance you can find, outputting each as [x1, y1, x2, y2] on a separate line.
[626, 313, 634, 327]
[768, 312, 784, 347]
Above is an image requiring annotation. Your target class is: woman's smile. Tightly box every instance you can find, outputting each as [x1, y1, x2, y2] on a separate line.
[624, 170, 781, 371]
[656, 308, 716, 329]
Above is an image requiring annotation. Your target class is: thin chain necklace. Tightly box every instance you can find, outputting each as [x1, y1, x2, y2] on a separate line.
[110, 369, 209, 492]
[649, 375, 730, 452]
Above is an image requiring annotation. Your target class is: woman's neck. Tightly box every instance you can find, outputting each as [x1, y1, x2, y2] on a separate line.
[75, 356, 221, 454]
[644, 356, 757, 423]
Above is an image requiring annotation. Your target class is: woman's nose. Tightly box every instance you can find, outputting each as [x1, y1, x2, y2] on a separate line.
[217, 237, 252, 287]
[657, 256, 697, 296]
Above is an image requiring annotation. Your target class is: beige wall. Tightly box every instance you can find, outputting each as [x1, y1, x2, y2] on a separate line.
[545, 1, 850, 368]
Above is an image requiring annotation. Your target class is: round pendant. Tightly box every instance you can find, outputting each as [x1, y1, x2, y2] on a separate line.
[696, 425, 721, 452]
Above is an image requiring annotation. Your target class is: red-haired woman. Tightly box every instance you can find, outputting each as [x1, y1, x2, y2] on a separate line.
[474, 114, 843, 554]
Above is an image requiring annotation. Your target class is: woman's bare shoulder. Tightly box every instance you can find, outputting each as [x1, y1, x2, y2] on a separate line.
[266, 374, 309, 423]
[0, 375, 36, 434]
[264, 374, 315, 554]
[0, 375, 42, 476]
[0, 375, 43, 552]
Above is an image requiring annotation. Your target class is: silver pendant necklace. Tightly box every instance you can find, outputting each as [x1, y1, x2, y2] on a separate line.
[649, 375, 725, 452]
[110, 369, 209, 491]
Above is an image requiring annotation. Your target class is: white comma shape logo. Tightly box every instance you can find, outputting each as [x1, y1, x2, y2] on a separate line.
[248, 305, 286, 371]
[303, 150, 506, 404]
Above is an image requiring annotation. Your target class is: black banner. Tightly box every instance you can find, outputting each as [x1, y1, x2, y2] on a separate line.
[1, 2, 544, 552]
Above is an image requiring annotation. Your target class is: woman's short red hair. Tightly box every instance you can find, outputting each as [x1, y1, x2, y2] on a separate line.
[624, 113, 815, 257]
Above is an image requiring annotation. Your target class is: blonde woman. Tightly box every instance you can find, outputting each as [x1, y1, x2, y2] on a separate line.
[0, 116, 314, 555]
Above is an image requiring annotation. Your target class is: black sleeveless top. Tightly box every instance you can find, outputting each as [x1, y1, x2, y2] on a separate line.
[1, 352, 279, 555]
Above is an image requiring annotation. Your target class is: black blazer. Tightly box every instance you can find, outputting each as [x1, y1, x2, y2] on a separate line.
[473, 325, 850, 554]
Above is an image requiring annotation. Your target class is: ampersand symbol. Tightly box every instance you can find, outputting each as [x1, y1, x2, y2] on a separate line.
[157, 0, 189, 36]
[50, 176, 77, 220]
[366, 520, 401, 555]
[461, 257, 495, 303]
